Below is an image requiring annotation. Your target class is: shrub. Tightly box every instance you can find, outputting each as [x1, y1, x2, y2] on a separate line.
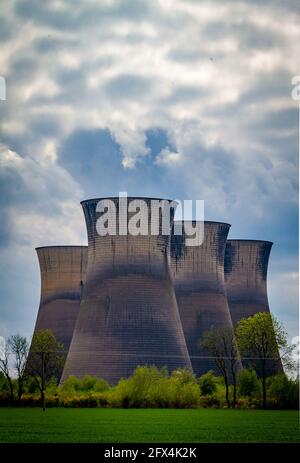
[198, 371, 218, 396]
[173, 382, 200, 408]
[112, 366, 168, 408]
[45, 377, 58, 395]
[267, 374, 299, 409]
[110, 366, 200, 408]
[199, 395, 220, 408]
[146, 377, 175, 408]
[238, 369, 261, 398]
[59, 375, 110, 398]
[93, 378, 110, 392]
[171, 368, 197, 385]
[24, 376, 39, 394]
[59, 393, 101, 408]
[59, 375, 81, 396]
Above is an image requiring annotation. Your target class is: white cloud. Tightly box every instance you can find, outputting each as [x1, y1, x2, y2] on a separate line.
[1, 0, 298, 167]
[0, 0, 298, 339]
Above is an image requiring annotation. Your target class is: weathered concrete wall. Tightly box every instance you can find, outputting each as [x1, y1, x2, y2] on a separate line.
[62, 198, 192, 384]
[171, 221, 238, 377]
[225, 240, 282, 373]
[224, 240, 273, 326]
[29, 246, 88, 378]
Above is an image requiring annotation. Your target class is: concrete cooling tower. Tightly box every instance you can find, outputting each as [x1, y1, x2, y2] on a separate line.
[224, 240, 273, 326]
[61, 197, 192, 384]
[224, 240, 281, 373]
[28, 246, 88, 377]
[171, 221, 240, 378]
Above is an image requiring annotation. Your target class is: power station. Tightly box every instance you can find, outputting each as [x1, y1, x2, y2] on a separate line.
[224, 239, 282, 374]
[28, 246, 87, 378]
[61, 198, 192, 384]
[171, 221, 241, 377]
[224, 240, 273, 327]
[28, 198, 280, 383]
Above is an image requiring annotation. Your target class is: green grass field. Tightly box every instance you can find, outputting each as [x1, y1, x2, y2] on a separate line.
[0, 408, 299, 443]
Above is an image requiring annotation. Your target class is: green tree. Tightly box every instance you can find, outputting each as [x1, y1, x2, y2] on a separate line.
[7, 334, 28, 401]
[198, 371, 217, 396]
[26, 330, 64, 411]
[237, 368, 260, 398]
[267, 373, 299, 409]
[201, 327, 240, 408]
[236, 312, 294, 409]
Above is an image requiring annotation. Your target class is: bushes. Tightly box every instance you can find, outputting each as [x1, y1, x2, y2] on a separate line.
[198, 371, 217, 396]
[0, 366, 298, 409]
[267, 374, 299, 409]
[59, 393, 106, 408]
[110, 366, 199, 408]
[82, 367, 200, 409]
[237, 369, 261, 398]
[59, 375, 109, 397]
[199, 395, 220, 408]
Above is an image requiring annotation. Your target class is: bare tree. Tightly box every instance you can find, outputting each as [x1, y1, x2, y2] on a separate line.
[8, 334, 28, 401]
[201, 326, 241, 408]
[0, 339, 14, 401]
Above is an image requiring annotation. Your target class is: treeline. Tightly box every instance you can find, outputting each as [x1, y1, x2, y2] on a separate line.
[0, 366, 298, 410]
[0, 312, 298, 410]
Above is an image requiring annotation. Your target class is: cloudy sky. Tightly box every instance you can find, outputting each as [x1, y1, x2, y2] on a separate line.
[0, 0, 299, 345]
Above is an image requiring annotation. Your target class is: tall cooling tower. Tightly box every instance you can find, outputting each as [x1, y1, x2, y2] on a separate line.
[171, 221, 240, 378]
[61, 197, 192, 384]
[224, 240, 273, 326]
[28, 246, 88, 377]
[224, 240, 282, 373]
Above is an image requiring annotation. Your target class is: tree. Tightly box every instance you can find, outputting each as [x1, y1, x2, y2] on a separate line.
[237, 368, 260, 398]
[235, 312, 294, 409]
[7, 334, 28, 401]
[200, 327, 241, 408]
[0, 339, 14, 401]
[26, 330, 64, 411]
[198, 371, 217, 396]
[267, 373, 299, 409]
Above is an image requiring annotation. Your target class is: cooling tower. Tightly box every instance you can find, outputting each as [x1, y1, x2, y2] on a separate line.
[61, 197, 192, 384]
[28, 246, 88, 377]
[224, 240, 273, 326]
[224, 240, 282, 373]
[171, 221, 240, 378]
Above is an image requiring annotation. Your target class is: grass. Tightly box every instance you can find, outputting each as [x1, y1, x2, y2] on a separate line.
[0, 408, 299, 443]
